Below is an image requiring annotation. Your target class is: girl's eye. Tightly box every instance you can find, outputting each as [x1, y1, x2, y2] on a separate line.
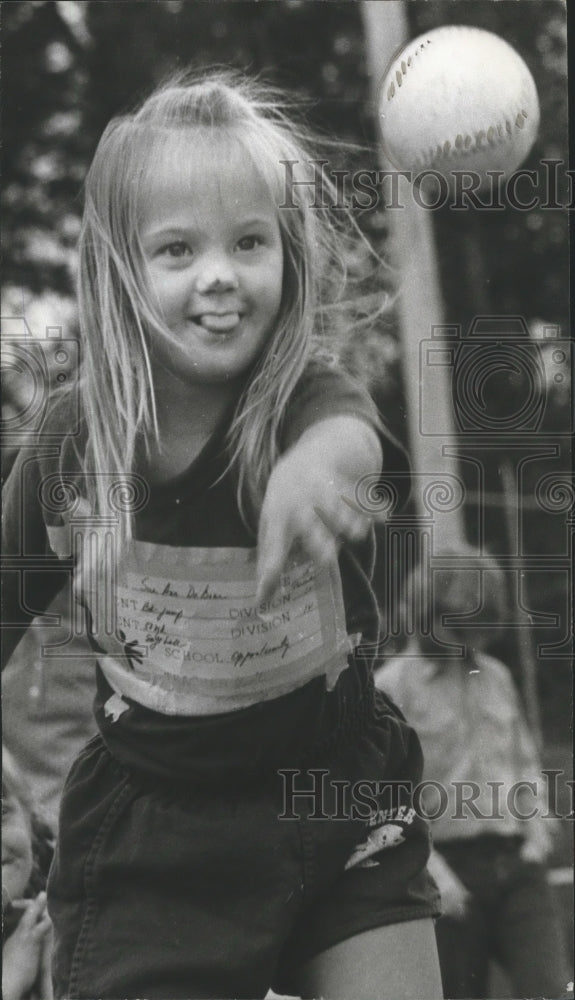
[236, 235, 262, 252]
[161, 241, 192, 259]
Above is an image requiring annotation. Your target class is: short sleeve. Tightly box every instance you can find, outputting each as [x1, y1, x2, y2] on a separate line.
[282, 358, 411, 509]
[2, 444, 69, 667]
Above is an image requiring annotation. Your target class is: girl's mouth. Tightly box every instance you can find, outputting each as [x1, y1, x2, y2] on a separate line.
[195, 312, 241, 334]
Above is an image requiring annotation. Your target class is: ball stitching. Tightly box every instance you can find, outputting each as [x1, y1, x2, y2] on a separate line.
[411, 109, 532, 171]
[381, 29, 537, 174]
[386, 39, 432, 102]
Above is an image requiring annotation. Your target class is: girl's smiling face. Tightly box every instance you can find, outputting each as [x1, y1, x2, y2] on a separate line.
[140, 154, 284, 388]
[2, 785, 33, 907]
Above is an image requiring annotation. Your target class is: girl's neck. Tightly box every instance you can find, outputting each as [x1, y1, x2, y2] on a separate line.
[156, 371, 239, 432]
[143, 367, 242, 485]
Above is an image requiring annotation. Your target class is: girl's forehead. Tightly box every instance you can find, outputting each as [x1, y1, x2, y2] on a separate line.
[139, 130, 282, 225]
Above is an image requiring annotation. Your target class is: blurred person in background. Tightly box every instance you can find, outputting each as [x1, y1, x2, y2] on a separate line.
[2, 605, 97, 833]
[2, 747, 55, 1000]
[2, 349, 97, 831]
[376, 550, 572, 999]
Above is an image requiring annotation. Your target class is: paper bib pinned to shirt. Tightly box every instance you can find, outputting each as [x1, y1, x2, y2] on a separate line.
[89, 543, 356, 716]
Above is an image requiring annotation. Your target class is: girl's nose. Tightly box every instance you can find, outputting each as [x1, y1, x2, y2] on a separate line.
[195, 258, 239, 295]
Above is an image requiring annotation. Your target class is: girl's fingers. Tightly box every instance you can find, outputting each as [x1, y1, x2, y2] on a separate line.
[313, 503, 370, 545]
[258, 516, 339, 605]
[312, 505, 345, 545]
[32, 913, 53, 939]
[17, 904, 37, 928]
[257, 498, 367, 605]
[256, 518, 291, 606]
[301, 515, 340, 574]
[15, 892, 47, 926]
[256, 559, 283, 608]
[340, 494, 375, 534]
[31, 891, 47, 913]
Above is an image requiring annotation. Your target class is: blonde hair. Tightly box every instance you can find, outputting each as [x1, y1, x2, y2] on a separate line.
[77, 69, 390, 534]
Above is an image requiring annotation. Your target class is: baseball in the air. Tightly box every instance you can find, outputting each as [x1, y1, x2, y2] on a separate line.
[378, 26, 540, 190]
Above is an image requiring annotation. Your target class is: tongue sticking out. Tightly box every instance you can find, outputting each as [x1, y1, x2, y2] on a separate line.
[197, 313, 240, 333]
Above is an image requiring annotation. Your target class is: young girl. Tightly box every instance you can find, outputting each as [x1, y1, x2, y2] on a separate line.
[2, 72, 441, 999]
[2, 748, 54, 1000]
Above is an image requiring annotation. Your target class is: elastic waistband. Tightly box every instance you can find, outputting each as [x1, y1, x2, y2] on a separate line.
[95, 661, 379, 788]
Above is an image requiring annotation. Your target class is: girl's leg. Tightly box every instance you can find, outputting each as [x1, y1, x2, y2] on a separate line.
[295, 919, 444, 1000]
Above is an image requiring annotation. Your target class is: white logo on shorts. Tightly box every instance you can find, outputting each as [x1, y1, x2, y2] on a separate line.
[345, 823, 406, 870]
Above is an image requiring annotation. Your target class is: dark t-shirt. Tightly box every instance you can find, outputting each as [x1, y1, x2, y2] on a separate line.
[3, 361, 409, 784]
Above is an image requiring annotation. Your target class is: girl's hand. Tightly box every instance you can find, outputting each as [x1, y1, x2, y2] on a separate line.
[2, 892, 53, 1000]
[257, 417, 382, 603]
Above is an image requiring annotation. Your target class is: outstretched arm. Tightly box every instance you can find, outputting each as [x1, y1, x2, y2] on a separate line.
[256, 415, 382, 603]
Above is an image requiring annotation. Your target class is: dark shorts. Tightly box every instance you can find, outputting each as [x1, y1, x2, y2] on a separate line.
[49, 714, 440, 999]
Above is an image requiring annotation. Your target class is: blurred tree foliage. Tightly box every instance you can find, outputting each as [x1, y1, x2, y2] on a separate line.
[2, 1, 568, 405]
[2, 1, 568, 322]
[2, 0, 571, 739]
[2, 1, 88, 297]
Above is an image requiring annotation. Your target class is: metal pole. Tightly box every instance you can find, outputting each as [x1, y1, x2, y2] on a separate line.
[361, 0, 465, 549]
[500, 457, 544, 750]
